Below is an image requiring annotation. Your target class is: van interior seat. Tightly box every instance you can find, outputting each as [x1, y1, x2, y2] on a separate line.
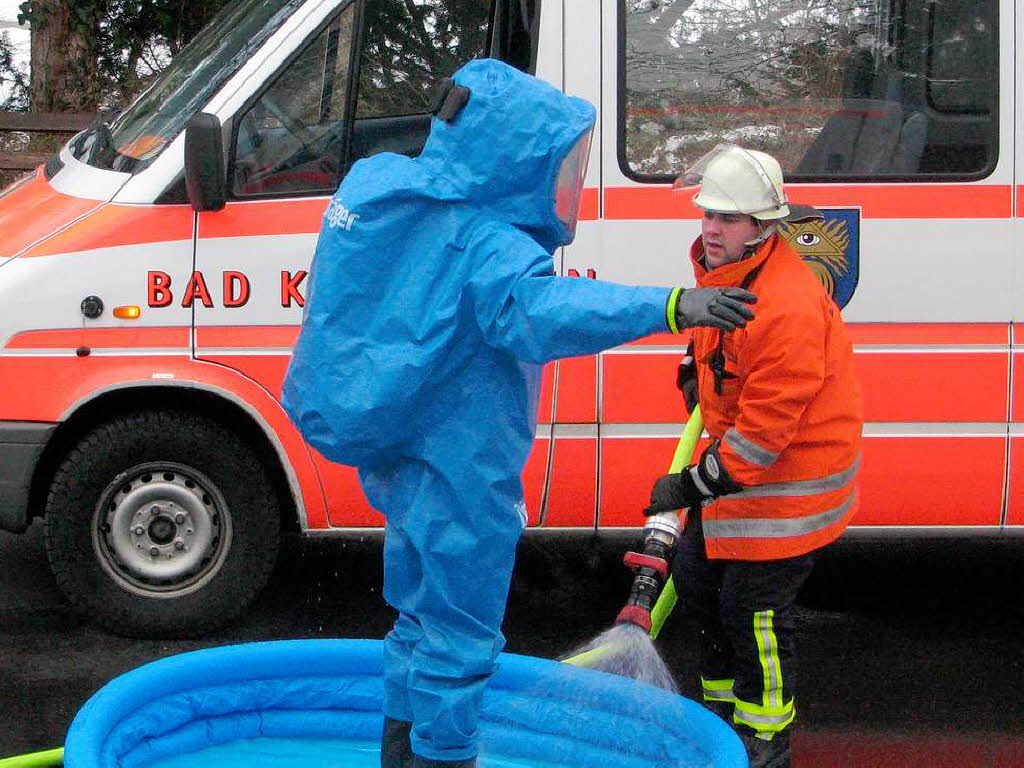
[797, 50, 927, 176]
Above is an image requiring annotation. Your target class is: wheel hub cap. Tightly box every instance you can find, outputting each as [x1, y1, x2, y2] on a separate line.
[93, 463, 232, 597]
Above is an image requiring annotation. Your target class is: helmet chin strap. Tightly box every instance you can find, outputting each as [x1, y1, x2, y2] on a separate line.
[742, 220, 776, 252]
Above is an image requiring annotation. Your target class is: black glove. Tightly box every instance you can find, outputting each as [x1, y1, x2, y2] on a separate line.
[644, 443, 742, 515]
[676, 339, 699, 413]
[672, 287, 756, 332]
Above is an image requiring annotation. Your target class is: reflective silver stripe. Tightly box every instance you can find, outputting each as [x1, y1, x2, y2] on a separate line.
[703, 687, 735, 702]
[724, 428, 778, 468]
[733, 707, 793, 727]
[690, 466, 713, 496]
[703, 490, 855, 539]
[700, 677, 735, 700]
[730, 457, 861, 500]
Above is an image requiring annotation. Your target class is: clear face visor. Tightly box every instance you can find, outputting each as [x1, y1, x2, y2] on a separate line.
[554, 128, 595, 235]
[672, 143, 784, 216]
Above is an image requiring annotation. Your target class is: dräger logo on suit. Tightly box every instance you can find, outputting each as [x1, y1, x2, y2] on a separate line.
[326, 199, 360, 231]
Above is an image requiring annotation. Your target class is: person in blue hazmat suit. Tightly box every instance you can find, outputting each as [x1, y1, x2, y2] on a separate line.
[283, 58, 757, 768]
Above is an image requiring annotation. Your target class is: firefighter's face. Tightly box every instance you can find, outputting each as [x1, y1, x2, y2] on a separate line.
[701, 211, 761, 269]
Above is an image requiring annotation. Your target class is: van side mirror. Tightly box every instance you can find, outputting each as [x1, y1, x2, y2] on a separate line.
[184, 113, 226, 212]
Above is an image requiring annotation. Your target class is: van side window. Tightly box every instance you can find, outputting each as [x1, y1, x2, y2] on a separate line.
[619, 0, 998, 181]
[349, 0, 490, 164]
[232, 8, 355, 197]
[927, 2, 995, 114]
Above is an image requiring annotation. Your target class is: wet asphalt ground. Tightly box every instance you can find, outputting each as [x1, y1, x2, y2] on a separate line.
[2, 523, 1024, 766]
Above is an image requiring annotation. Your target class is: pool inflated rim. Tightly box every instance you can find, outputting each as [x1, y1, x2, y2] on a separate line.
[64, 638, 746, 768]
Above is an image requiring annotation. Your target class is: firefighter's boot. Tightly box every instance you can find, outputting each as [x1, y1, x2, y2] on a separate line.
[380, 717, 414, 768]
[738, 729, 791, 768]
[703, 698, 734, 724]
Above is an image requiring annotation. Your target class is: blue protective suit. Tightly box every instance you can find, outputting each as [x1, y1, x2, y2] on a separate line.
[283, 59, 676, 761]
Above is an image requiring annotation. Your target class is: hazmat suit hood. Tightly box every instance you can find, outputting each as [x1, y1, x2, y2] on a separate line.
[417, 58, 596, 252]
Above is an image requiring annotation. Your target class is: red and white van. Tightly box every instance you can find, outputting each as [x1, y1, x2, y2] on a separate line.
[0, 0, 1018, 636]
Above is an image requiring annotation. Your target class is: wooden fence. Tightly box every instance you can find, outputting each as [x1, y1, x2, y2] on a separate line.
[0, 112, 97, 170]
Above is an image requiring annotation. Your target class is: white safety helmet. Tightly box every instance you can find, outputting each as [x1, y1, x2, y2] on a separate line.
[674, 143, 790, 221]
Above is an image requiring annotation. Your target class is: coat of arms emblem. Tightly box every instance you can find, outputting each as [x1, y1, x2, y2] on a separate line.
[779, 209, 860, 309]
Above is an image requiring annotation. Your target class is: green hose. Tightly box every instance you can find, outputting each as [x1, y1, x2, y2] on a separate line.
[562, 406, 705, 666]
[0, 748, 64, 767]
[667, 405, 704, 476]
[650, 405, 703, 640]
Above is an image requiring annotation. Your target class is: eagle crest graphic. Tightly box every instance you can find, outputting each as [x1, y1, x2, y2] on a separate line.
[779, 217, 851, 301]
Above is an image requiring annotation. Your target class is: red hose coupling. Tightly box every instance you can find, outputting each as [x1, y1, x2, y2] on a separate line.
[623, 551, 670, 579]
[615, 605, 653, 632]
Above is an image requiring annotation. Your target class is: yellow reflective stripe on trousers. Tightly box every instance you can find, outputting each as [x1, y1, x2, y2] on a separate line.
[756, 610, 781, 708]
[701, 676, 736, 703]
[733, 609, 794, 733]
[733, 698, 794, 732]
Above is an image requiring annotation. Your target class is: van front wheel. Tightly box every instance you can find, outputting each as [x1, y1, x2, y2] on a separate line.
[43, 411, 280, 638]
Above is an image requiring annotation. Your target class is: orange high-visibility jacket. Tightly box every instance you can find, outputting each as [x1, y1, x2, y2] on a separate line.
[689, 232, 863, 561]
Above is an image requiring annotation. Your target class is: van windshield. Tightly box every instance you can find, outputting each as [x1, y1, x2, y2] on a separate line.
[69, 0, 304, 174]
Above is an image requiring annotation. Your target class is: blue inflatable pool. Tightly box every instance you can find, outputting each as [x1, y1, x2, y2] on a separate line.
[64, 639, 746, 768]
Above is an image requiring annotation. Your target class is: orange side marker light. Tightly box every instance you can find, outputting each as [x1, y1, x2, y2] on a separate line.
[113, 305, 141, 319]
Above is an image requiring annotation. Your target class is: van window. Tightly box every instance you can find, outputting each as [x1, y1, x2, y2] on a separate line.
[350, 0, 491, 163]
[619, 0, 998, 181]
[231, 0, 491, 197]
[70, 0, 302, 174]
[232, 9, 356, 197]
[927, 1, 995, 114]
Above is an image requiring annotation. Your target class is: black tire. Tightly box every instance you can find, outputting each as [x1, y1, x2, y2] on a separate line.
[43, 410, 281, 638]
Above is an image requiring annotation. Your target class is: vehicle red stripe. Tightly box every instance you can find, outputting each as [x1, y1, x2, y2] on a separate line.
[0, 172, 103, 259]
[22, 204, 194, 258]
[1008, 351, 1024, 422]
[545, 437, 597, 527]
[857, 436, 1003, 525]
[847, 323, 1007, 345]
[195, 193, 602, 238]
[554, 356, 597, 423]
[5, 326, 190, 349]
[198, 199, 328, 238]
[857, 352, 1007, 423]
[601, 347, 1007, 424]
[196, 325, 300, 348]
[604, 184, 1012, 220]
[623, 324, 1007, 348]
[6, 180, 1012, 263]
[579, 187, 598, 221]
[1005, 437, 1024, 526]
[0, 354, 328, 527]
[598, 434, 1004, 528]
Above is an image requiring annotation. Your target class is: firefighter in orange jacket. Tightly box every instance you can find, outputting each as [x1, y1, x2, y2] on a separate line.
[646, 144, 863, 768]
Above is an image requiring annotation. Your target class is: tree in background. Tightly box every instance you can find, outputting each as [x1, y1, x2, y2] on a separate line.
[4, 0, 491, 114]
[10, 0, 230, 112]
[358, 0, 490, 116]
[0, 31, 29, 109]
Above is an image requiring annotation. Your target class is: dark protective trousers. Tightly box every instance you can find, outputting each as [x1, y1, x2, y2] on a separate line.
[672, 507, 818, 738]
